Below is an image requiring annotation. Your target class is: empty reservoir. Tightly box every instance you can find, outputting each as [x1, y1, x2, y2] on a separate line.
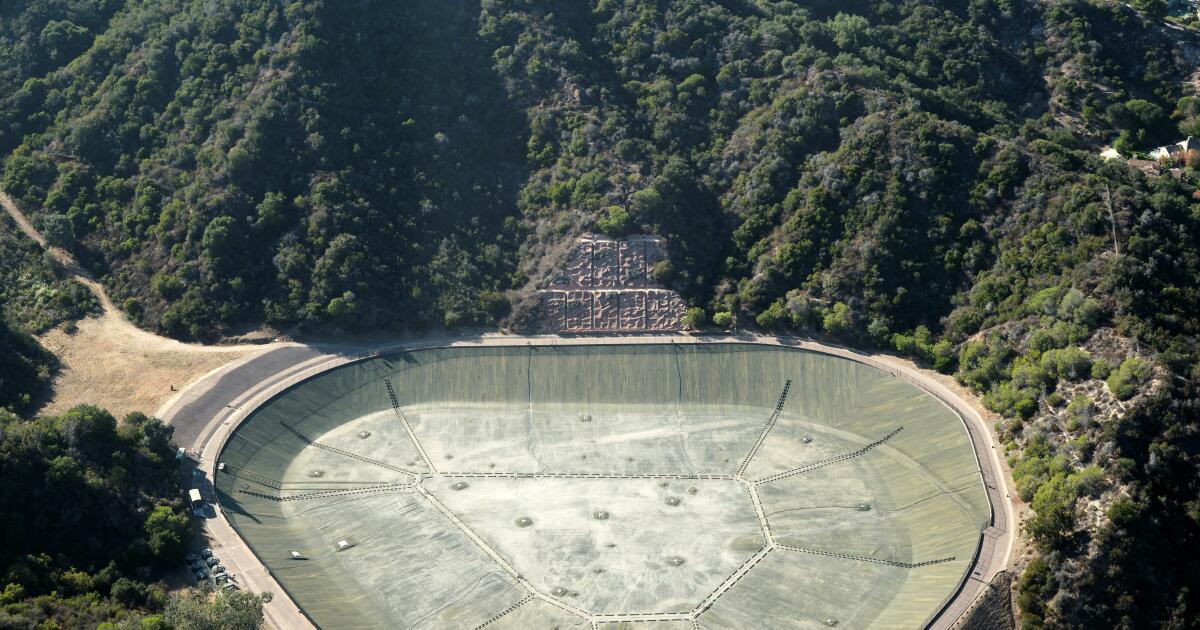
[214, 343, 992, 629]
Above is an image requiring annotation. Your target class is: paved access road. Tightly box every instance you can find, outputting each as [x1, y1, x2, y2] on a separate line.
[157, 345, 329, 450]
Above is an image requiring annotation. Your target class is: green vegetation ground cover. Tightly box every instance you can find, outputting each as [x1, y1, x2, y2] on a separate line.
[0, 215, 98, 337]
[0, 212, 97, 415]
[0, 404, 266, 629]
[0, 0, 1198, 626]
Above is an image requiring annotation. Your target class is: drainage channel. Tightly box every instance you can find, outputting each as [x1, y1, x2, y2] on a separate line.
[238, 483, 414, 502]
[754, 426, 904, 485]
[220, 464, 284, 489]
[471, 596, 535, 630]
[776, 544, 956, 569]
[442, 471, 735, 480]
[735, 380, 792, 477]
[279, 421, 421, 477]
[384, 377, 438, 474]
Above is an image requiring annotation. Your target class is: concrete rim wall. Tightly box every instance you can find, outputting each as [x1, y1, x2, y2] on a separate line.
[183, 335, 1011, 630]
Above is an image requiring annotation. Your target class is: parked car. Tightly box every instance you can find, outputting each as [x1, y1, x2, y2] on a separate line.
[185, 553, 199, 563]
[205, 556, 220, 567]
[189, 561, 205, 572]
[193, 571, 208, 582]
[200, 548, 213, 559]
[211, 565, 226, 575]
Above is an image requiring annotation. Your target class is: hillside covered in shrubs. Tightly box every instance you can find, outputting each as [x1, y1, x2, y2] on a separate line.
[1, 0, 1199, 626]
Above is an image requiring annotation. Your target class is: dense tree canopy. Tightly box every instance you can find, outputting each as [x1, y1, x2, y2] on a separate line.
[0, 200, 98, 414]
[1, 0, 525, 337]
[1, 0, 1199, 626]
[0, 0, 1191, 342]
[0, 316, 53, 414]
[0, 406, 193, 628]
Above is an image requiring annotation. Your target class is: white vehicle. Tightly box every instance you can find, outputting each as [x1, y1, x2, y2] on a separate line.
[189, 488, 205, 516]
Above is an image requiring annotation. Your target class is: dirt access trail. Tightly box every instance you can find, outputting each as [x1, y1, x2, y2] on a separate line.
[0, 189, 287, 419]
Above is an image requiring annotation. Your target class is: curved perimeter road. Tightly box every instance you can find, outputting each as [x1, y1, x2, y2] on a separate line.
[161, 333, 1015, 630]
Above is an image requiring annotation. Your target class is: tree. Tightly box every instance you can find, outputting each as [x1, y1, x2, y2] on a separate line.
[1027, 473, 1077, 550]
[37, 213, 75, 248]
[1018, 556, 1052, 628]
[821, 302, 855, 337]
[1125, 99, 1166, 129]
[984, 380, 1039, 418]
[892, 325, 934, 362]
[39, 20, 90, 64]
[650, 259, 675, 285]
[0, 404, 183, 626]
[682, 306, 706, 329]
[756, 299, 788, 329]
[1041, 347, 1092, 381]
[867, 318, 890, 344]
[931, 340, 957, 374]
[164, 590, 267, 630]
[596, 205, 634, 237]
[55, 404, 118, 455]
[1106, 357, 1152, 400]
[201, 216, 247, 267]
[0, 319, 54, 413]
[144, 505, 189, 567]
[1130, 0, 1168, 18]
[1173, 96, 1200, 137]
[828, 13, 869, 49]
[326, 291, 358, 325]
[253, 192, 287, 232]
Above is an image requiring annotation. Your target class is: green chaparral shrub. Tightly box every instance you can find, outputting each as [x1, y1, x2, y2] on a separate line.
[1106, 357, 1152, 400]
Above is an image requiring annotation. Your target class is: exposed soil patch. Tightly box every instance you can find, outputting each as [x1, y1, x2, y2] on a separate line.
[36, 317, 255, 419]
[961, 570, 1015, 630]
[3, 188, 278, 418]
